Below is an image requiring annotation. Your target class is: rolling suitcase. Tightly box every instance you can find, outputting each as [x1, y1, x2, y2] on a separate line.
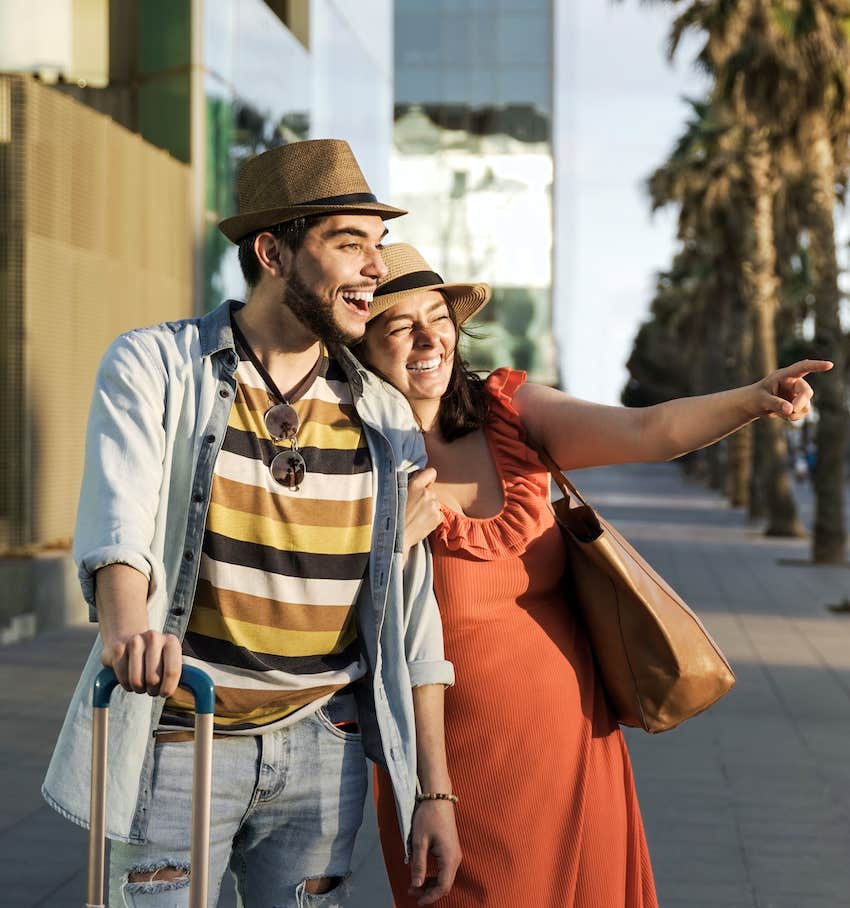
[86, 665, 215, 908]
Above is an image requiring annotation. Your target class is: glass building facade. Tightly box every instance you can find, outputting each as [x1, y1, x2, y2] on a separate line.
[2, 0, 394, 314]
[391, 0, 557, 383]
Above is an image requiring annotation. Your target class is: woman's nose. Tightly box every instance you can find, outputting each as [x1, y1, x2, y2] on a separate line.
[414, 327, 437, 347]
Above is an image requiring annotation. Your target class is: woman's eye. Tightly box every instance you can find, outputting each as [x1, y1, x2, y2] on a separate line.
[391, 325, 413, 336]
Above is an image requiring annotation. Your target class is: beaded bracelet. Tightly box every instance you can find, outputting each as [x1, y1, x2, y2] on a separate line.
[415, 792, 459, 805]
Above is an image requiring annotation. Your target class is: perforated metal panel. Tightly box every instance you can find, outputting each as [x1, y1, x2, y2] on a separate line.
[0, 75, 193, 550]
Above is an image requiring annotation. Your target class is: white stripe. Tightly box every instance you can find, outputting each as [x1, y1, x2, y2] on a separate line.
[198, 555, 366, 605]
[181, 656, 364, 692]
[215, 449, 373, 501]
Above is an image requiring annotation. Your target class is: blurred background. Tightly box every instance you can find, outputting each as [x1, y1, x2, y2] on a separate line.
[1, 0, 848, 640]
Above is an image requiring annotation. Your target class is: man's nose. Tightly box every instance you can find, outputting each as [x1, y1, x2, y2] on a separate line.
[363, 248, 388, 281]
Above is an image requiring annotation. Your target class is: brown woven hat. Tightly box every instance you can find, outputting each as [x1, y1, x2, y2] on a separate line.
[218, 139, 407, 242]
[370, 244, 491, 325]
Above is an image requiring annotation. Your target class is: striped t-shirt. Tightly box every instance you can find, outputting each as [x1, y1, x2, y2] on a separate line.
[161, 336, 373, 733]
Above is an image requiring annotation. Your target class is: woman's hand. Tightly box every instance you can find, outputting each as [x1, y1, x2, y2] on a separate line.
[404, 467, 442, 556]
[408, 800, 462, 905]
[751, 359, 833, 422]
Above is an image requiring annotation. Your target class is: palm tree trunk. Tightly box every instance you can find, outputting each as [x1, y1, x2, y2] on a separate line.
[802, 112, 848, 563]
[725, 299, 753, 509]
[742, 131, 804, 535]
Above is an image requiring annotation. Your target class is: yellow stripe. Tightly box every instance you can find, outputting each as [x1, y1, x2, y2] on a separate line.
[190, 606, 356, 656]
[228, 399, 366, 451]
[206, 502, 372, 553]
[296, 420, 365, 451]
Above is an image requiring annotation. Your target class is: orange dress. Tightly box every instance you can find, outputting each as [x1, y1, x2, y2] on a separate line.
[375, 369, 657, 908]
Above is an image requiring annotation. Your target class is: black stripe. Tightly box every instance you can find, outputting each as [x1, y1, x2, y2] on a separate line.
[182, 632, 361, 675]
[297, 192, 378, 206]
[221, 426, 372, 474]
[374, 270, 444, 297]
[203, 530, 370, 580]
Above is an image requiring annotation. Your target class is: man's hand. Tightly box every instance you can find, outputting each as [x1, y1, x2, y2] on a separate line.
[96, 563, 183, 698]
[408, 800, 461, 906]
[101, 629, 183, 698]
[753, 359, 832, 422]
[405, 467, 442, 556]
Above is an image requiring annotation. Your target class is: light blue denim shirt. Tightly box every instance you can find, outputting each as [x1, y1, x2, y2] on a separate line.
[42, 301, 453, 853]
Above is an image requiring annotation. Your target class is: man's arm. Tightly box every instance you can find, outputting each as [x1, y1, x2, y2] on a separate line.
[96, 563, 182, 698]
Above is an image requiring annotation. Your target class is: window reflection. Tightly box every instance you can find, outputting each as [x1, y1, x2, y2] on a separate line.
[393, 0, 556, 383]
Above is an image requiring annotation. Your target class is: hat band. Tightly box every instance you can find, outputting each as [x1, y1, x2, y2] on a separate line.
[296, 192, 378, 206]
[375, 270, 444, 297]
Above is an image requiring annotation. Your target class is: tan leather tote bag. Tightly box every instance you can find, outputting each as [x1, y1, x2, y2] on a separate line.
[537, 447, 735, 733]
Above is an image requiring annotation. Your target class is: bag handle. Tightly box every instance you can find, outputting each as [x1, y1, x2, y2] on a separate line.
[525, 435, 593, 510]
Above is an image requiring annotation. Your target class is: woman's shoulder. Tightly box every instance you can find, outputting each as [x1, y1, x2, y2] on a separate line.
[485, 367, 527, 407]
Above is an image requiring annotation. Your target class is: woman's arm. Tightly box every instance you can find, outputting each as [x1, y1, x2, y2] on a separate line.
[408, 684, 461, 906]
[515, 359, 831, 471]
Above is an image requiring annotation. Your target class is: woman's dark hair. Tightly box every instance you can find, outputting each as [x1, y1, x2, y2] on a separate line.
[437, 305, 490, 442]
[237, 214, 327, 287]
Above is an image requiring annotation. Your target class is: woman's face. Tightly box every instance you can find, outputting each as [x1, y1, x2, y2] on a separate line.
[361, 289, 457, 402]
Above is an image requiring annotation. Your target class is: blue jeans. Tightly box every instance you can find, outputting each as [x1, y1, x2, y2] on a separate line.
[108, 704, 367, 907]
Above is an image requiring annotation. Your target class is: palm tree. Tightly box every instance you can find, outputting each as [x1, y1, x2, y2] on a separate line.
[637, 0, 850, 557]
[648, 95, 803, 527]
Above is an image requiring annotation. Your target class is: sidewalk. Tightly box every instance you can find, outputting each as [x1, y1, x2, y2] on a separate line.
[3, 462, 850, 907]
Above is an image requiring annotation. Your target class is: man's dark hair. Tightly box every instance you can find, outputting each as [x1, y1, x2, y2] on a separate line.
[438, 304, 491, 442]
[237, 214, 327, 287]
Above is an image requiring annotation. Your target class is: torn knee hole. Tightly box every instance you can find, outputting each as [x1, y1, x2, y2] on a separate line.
[128, 865, 190, 884]
[303, 876, 342, 895]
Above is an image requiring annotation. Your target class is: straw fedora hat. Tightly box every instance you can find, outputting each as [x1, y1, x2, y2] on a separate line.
[219, 139, 407, 242]
[370, 244, 491, 325]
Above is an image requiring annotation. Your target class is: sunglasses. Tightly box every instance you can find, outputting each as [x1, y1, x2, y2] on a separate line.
[264, 402, 306, 491]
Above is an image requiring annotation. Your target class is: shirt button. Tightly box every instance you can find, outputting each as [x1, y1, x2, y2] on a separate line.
[205, 434, 215, 444]
[219, 388, 229, 398]
[184, 550, 194, 562]
[192, 493, 203, 503]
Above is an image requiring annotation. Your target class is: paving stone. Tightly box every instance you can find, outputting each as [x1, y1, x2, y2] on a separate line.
[5, 463, 850, 906]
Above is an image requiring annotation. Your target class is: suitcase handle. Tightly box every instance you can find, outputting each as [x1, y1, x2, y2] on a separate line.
[86, 666, 215, 908]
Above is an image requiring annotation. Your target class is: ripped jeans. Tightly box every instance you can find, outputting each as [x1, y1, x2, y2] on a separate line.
[108, 702, 367, 907]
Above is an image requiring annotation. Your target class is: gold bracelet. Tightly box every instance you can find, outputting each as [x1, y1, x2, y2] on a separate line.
[415, 792, 458, 805]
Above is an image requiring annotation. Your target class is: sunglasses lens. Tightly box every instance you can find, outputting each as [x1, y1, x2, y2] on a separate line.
[270, 450, 307, 490]
[264, 403, 299, 440]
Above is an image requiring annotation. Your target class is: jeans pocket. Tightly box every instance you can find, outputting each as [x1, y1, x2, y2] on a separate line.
[314, 706, 362, 742]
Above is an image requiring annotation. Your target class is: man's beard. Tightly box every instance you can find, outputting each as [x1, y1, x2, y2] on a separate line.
[282, 267, 358, 346]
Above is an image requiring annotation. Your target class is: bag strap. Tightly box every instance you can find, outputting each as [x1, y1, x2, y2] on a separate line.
[526, 435, 592, 510]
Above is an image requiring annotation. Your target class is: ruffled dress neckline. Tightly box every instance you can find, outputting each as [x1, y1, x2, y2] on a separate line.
[432, 368, 551, 562]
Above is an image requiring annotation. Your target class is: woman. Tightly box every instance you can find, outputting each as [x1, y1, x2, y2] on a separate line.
[359, 243, 828, 908]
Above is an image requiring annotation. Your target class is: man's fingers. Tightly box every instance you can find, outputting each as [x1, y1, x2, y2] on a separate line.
[125, 635, 148, 693]
[144, 632, 166, 696]
[160, 635, 183, 699]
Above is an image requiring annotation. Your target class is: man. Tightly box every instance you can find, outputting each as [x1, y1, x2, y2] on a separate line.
[43, 139, 460, 906]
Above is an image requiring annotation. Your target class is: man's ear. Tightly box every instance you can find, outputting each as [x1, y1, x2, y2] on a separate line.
[254, 232, 293, 280]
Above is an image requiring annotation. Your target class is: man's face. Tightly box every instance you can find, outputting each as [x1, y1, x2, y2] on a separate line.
[284, 214, 389, 345]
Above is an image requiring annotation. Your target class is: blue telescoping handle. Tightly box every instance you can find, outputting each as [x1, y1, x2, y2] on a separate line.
[92, 665, 215, 713]
[87, 664, 215, 908]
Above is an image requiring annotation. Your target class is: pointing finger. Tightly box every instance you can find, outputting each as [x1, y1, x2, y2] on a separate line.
[783, 359, 833, 379]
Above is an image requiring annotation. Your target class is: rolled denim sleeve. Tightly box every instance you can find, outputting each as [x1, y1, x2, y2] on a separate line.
[73, 333, 168, 617]
[402, 540, 454, 687]
[400, 422, 454, 687]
